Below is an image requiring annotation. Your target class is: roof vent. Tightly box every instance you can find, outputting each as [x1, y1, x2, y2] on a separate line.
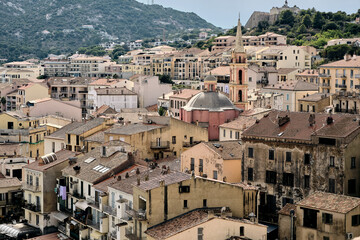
[125, 172, 129, 178]
[278, 115, 290, 126]
[327, 116, 333, 125]
[213, 143, 221, 148]
[308, 114, 316, 126]
[73, 166, 81, 173]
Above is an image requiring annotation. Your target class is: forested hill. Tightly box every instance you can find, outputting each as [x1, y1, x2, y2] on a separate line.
[0, 0, 216, 60]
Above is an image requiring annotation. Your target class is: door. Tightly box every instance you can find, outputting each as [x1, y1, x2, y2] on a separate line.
[80, 181, 83, 197]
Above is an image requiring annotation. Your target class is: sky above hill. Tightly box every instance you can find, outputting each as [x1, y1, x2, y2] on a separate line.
[137, 0, 358, 28]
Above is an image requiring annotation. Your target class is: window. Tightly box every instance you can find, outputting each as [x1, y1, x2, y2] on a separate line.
[29, 175, 33, 185]
[172, 136, 176, 144]
[203, 199, 207, 207]
[303, 208, 318, 229]
[249, 77, 252, 82]
[286, 152, 292, 162]
[266, 171, 277, 184]
[190, 158, 194, 171]
[286, 94, 289, 101]
[179, 186, 190, 193]
[197, 228, 203, 240]
[88, 184, 91, 196]
[36, 215, 39, 226]
[282, 197, 294, 207]
[248, 168, 253, 181]
[322, 213, 333, 224]
[235, 132, 240, 139]
[52, 142, 55, 153]
[352, 215, 360, 226]
[35, 177, 39, 187]
[199, 159, 203, 173]
[269, 149, 274, 160]
[223, 129, 226, 137]
[5, 169, 10, 176]
[183, 200, 188, 208]
[283, 173, 294, 187]
[213, 170, 218, 180]
[351, 157, 356, 169]
[348, 179, 356, 194]
[248, 148, 254, 158]
[323, 237, 330, 240]
[329, 178, 335, 193]
[330, 156, 335, 167]
[30, 136, 32, 143]
[230, 130, 232, 138]
[304, 175, 310, 188]
[240, 226, 244, 236]
[304, 154, 311, 165]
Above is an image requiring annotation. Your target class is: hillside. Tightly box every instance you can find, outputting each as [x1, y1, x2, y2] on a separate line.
[0, 0, 216, 60]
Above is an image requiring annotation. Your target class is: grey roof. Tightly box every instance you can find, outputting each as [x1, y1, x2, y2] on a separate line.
[106, 123, 165, 135]
[183, 92, 240, 112]
[204, 75, 217, 81]
[84, 130, 105, 142]
[62, 146, 130, 184]
[67, 118, 105, 135]
[299, 93, 330, 102]
[135, 171, 191, 191]
[47, 122, 83, 139]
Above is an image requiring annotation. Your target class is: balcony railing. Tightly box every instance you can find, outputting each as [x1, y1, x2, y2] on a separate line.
[86, 197, 100, 209]
[183, 141, 201, 148]
[87, 219, 100, 230]
[110, 230, 117, 239]
[58, 224, 66, 234]
[322, 83, 330, 87]
[125, 227, 146, 240]
[22, 183, 41, 193]
[24, 203, 41, 212]
[125, 208, 146, 221]
[336, 84, 347, 89]
[150, 141, 170, 149]
[355, 74, 360, 79]
[103, 205, 116, 216]
[336, 74, 347, 78]
[319, 73, 330, 78]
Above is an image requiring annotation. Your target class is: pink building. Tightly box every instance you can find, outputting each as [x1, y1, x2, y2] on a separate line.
[180, 75, 241, 140]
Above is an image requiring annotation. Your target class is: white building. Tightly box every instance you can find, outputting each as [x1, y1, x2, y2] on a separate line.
[95, 88, 137, 111]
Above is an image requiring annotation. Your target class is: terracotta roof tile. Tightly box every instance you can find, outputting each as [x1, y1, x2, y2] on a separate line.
[320, 57, 360, 68]
[278, 203, 296, 216]
[297, 192, 360, 214]
[203, 141, 243, 160]
[169, 89, 201, 100]
[0, 177, 21, 188]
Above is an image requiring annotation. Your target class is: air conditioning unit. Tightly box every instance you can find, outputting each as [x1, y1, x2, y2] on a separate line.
[347, 233, 353, 239]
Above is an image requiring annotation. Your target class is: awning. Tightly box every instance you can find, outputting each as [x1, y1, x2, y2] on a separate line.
[75, 200, 90, 211]
[70, 220, 78, 226]
[52, 211, 69, 222]
[90, 230, 103, 239]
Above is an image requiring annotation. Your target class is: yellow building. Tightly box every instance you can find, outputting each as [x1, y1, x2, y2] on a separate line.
[145, 208, 267, 240]
[319, 56, 360, 94]
[0, 112, 48, 158]
[0, 178, 22, 220]
[296, 192, 360, 240]
[181, 141, 243, 183]
[298, 93, 330, 113]
[126, 171, 258, 239]
[65, 118, 113, 152]
[104, 116, 208, 160]
[22, 150, 76, 232]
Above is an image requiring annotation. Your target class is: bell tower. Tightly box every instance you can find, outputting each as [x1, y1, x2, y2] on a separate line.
[229, 15, 248, 110]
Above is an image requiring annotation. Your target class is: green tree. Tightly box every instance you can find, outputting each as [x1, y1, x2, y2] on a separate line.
[158, 106, 166, 116]
[297, 24, 307, 34]
[280, 10, 295, 26]
[258, 21, 269, 32]
[302, 14, 312, 28]
[322, 44, 351, 61]
[1, 97, 6, 105]
[313, 12, 325, 29]
[157, 74, 174, 84]
[323, 22, 338, 31]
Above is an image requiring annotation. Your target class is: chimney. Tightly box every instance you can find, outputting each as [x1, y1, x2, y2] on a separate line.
[327, 116, 333, 125]
[125, 172, 129, 178]
[207, 210, 215, 220]
[137, 177, 140, 186]
[136, 168, 140, 175]
[117, 176, 122, 181]
[159, 180, 165, 187]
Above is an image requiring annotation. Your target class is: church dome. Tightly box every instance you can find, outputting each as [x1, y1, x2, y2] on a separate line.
[183, 92, 240, 112]
[204, 74, 217, 82]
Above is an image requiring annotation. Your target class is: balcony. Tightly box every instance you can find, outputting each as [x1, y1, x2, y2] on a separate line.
[183, 141, 201, 148]
[71, 189, 85, 200]
[86, 197, 100, 209]
[79, 90, 88, 94]
[125, 208, 146, 221]
[22, 183, 41, 193]
[87, 219, 100, 231]
[103, 205, 116, 216]
[336, 74, 347, 79]
[58, 224, 66, 234]
[110, 230, 117, 239]
[24, 203, 41, 212]
[336, 84, 347, 89]
[125, 227, 146, 240]
[322, 83, 330, 87]
[355, 85, 360, 89]
[150, 141, 170, 149]
[319, 73, 330, 78]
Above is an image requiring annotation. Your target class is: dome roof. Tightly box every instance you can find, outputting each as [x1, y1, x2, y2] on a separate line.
[204, 75, 217, 81]
[183, 92, 240, 112]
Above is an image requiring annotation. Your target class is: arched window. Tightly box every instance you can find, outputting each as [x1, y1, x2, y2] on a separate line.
[238, 90, 242, 102]
[238, 70, 243, 84]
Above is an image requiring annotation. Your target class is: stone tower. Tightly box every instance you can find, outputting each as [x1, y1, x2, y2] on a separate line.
[229, 16, 248, 110]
